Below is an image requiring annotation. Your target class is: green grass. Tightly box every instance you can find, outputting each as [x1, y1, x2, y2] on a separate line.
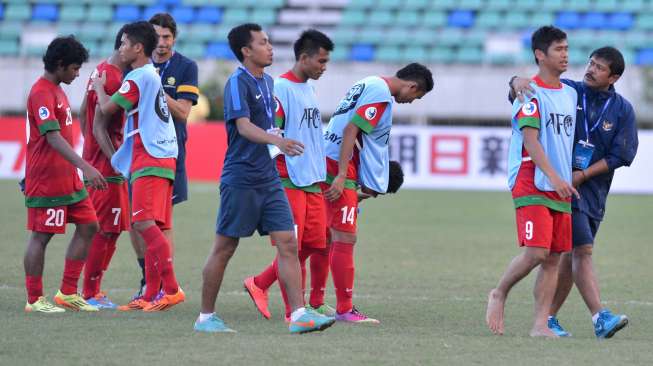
[1, 180, 652, 365]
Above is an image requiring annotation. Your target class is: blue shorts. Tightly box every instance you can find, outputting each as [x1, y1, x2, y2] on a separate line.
[572, 208, 601, 247]
[216, 182, 294, 238]
[172, 135, 188, 205]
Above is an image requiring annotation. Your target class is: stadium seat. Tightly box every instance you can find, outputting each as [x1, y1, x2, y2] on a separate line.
[504, 12, 529, 30]
[329, 45, 348, 61]
[567, 0, 591, 11]
[357, 28, 385, 45]
[346, 0, 375, 10]
[88, 5, 113, 22]
[569, 30, 597, 49]
[636, 14, 653, 30]
[625, 31, 653, 49]
[458, 0, 483, 10]
[158, 0, 182, 6]
[412, 29, 434, 47]
[143, 5, 168, 21]
[59, 5, 86, 22]
[385, 28, 409, 46]
[187, 24, 217, 42]
[4, 4, 30, 21]
[205, 42, 235, 59]
[376, 45, 402, 63]
[58, 23, 80, 37]
[99, 41, 115, 56]
[582, 12, 607, 30]
[475, 12, 501, 29]
[395, 10, 419, 28]
[485, 0, 512, 11]
[541, 0, 565, 11]
[488, 53, 517, 65]
[195, 6, 222, 24]
[527, 12, 554, 28]
[422, 11, 447, 28]
[349, 44, 375, 61]
[513, 0, 539, 11]
[436, 29, 464, 47]
[594, 0, 619, 12]
[403, 0, 430, 11]
[636, 49, 653, 65]
[221, 8, 249, 25]
[0, 4, 3, 20]
[177, 42, 204, 59]
[608, 13, 634, 30]
[0, 40, 18, 56]
[377, 0, 400, 10]
[428, 47, 455, 64]
[569, 48, 588, 65]
[331, 27, 358, 46]
[171, 6, 195, 24]
[465, 30, 487, 47]
[430, 0, 457, 11]
[250, 9, 276, 25]
[456, 47, 483, 64]
[0, 21, 22, 40]
[114, 5, 141, 22]
[402, 46, 427, 63]
[79, 23, 106, 42]
[447, 10, 474, 28]
[556, 11, 582, 30]
[622, 0, 646, 12]
[340, 10, 366, 26]
[368, 10, 394, 27]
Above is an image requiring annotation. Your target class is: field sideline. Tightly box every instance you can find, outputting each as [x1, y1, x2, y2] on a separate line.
[1, 180, 651, 365]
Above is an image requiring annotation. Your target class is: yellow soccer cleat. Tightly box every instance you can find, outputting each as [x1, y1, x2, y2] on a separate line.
[53, 290, 99, 312]
[25, 296, 65, 313]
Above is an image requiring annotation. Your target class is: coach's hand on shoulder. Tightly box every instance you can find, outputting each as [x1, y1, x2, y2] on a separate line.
[277, 137, 304, 156]
[82, 164, 108, 190]
[90, 71, 106, 93]
[551, 174, 580, 199]
[325, 175, 345, 202]
[512, 77, 535, 103]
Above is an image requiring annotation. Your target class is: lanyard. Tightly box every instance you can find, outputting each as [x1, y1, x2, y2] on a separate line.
[582, 93, 611, 142]
[239, 66, 273, 124]
[152, 58, 171, 85]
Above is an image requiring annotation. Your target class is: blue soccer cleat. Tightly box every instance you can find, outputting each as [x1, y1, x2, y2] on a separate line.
[194, 314, 236, 333]
[289, 309, 335, 334]
[86, 292, 117, 310]
[547, 316, 571, 337]
[594, 309, 628, 339]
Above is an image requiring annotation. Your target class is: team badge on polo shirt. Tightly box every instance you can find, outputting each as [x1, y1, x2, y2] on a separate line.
[364, 106, 377, 120]
[521, 102, 537, 116]
[167, 76, 176, 86]
[119, 81, 130, 94]
[602, 120, 613, 131]
[38, 106, 50, 120]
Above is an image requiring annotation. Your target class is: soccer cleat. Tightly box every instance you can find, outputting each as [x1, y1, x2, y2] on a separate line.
[547, 316, 571, 337]
[131, 284, 146, 301]
[142, 287, 185, 312]
[25, 296, 65, 313]
[594, 309, 628, 339]
[307, 303, 336, 317]
[335, 306, 380, 324]
[53, 290, 99, 312]
[86, 292, 117, 310]
[289, 309, 336, 334]
[194, 314, 236, 333]
[117, 297, 149, 311]
[243, 276, 271, 319]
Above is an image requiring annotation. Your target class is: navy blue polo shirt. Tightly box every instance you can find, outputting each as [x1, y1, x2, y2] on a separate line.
[221, 67, 279, 187]
[562, 79, 639, 220]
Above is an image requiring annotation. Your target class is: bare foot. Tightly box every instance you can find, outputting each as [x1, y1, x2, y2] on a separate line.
[486, 289, 505, 335]
[529, 326, 559, 338]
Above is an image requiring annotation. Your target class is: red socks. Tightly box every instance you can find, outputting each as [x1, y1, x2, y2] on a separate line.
[141, 225, 178, 296]
[60, 258, 85, 295]
[82, 233, 118, 299]
[26, 275, 43, 304]
[143, 244, 161, 301]
[330, 242, 355, 314]
[308, 246, 330, 309]
[254, 259, 278, 290]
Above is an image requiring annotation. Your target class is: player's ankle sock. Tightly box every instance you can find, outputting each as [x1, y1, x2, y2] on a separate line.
[254, 258, 278, 290]
[138, 257, 146, 288]
[82, 234, 109, 299]
[198, 312, 214, 323]
[25, 275, 43, 304]
[290, 307, 307, 322]
[330, 242, 355, 314]
[141, 226, 178, 295]
[308, 246, 330, 308]
[143, 248, 161, 301]
[60, 258, 85, 295]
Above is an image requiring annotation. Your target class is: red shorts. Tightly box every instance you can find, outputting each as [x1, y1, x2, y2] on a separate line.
[515, 205, 571, 253]
[27, 197, 97, 234]
[131, 176, 173, 230]
[320, 183, 358, 234]
[286, 188, 327, 250]
[88, 182, 130, 233]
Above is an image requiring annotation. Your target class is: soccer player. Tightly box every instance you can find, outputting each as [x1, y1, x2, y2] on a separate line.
[24, 36, 106, 313]
[510, 46, 637, 338]
[323, 63, 434, 323]
[486, 26, 579, 338]
[194, 23, 335, 334]
[244, 29, 335, 322]
[127, 13, 200, 298]
[79, 26, 130, 309]
[91, 21, 184, 312]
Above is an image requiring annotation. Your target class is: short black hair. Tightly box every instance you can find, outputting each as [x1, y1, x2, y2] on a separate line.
[590, 46, 625, 76]
[387, 161, 404, 194]
[531, 25, 567, 64]
[396, 63, 434, 92]
[122, 21, 158, 57]
[293, 29, 334, 61]
[228, 23, 262, 62]
[149, 12, 177, 38]
[43, 35, 89, 73]
[114, 25, 126, 50]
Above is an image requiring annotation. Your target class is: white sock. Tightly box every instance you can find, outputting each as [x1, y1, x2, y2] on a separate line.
[198, 312, 214, 323]
[592, 312, 600, 324]
[290, 307, 307, 322]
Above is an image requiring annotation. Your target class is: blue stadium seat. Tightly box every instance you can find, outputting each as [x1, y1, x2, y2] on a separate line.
[0, 4, 4, 20]
[607, 12, 634, 30]
[205, 42, 234, 59]
[555, 11, 581, 30]
[349, 44, 375, 61]
[114, 5, 141, 22]
[636, 49, 653, 65]
[143, 5, 167, 21]
[196, 6, 222, 24]
[32, 4, 58, 21]
[158, 0, 182, 5]
[171, 6, 194, 23]
[582, 12, 607, 29]
[447, 10, 474, 28]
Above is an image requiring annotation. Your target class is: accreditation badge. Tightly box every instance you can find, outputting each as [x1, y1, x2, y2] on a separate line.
[573, 140, 595, 170]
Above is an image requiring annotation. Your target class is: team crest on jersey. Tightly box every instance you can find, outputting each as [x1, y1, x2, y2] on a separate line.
[38, 106, 50, 120]
[521, 102, 537, 116]
[364, 106, 377, 120]
[333, 83, 366, 116]
[119, 81, 130, 94]
[602, 120, 613, 131]
[155, 87, 171, 122]
[167, 76, 176, 86]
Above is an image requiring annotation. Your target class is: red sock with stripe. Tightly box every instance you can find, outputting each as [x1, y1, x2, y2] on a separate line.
[141, 225, 178, 295]
[308, 245, 330, 308]
[25, 275, 43, 304]
[82, 234, 109, 299]
[254, 258, 278, 290]
[330, 242, 355, 314]
[60, 258, 85, 295]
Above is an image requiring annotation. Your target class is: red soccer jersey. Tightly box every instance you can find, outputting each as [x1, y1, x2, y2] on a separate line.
[25, 77, 86, 207]
[111, 79, 176, 180]
[83, 61, 125, 178]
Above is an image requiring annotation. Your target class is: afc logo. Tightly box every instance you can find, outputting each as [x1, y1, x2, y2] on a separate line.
[333, 83, 365, 116]
[300, 108, 321, 129]
[546, 113, 573, 136]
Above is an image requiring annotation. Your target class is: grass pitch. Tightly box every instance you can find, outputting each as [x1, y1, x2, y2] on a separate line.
[1, 180, 651, 365]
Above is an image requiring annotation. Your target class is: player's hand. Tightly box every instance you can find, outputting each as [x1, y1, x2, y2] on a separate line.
[572, 170, 586, 188]
[513, 77, 535, 102]
[83, 165, 108, 190]
[276, 138, 304, 156]
[357, 192, 372, 202]
[360, 185, 379, 198]
[551, 175, 580, 199]
[325, 175, 345, 202]
[90, 70, 106, 93]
